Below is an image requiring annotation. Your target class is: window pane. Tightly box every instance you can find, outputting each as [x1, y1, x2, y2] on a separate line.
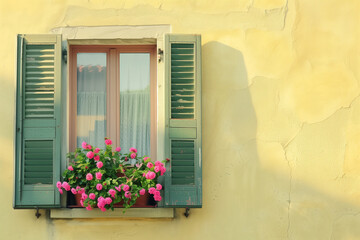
[119, 53, 150, 157]
[76, 53, 107, 148]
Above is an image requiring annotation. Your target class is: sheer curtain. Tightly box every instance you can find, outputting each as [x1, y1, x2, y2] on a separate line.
[76, 53, 107, 148]
[119, 53, 150, 157]
[75, 52, 151, 154]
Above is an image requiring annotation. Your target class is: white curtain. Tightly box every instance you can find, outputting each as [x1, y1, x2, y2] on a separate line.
[119, 53, 150, 157]
[75, 52, 151, 155]
[76, 53, 107, 148]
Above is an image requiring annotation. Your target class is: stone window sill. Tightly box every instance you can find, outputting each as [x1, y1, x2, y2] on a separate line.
[50, 208, 174, 219]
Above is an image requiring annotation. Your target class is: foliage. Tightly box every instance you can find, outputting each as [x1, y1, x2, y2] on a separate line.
[57, 138, 167, 211]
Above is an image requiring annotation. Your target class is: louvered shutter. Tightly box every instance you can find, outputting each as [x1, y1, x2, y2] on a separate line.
[164, 34, 202, 208]
[14, 35, 62, 208]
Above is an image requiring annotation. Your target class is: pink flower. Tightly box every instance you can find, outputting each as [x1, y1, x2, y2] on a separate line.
[97, 197, 105, 208]
[154, 190, 160, 196]
[149, 187, 155, 194]
[86, 173, 93, 181]
[96, 161, 103, 168]
[115, 185, 121, 192]
[144, 157, 150, 162]
[154, 166, 160, 173]
[71, 188, 77, 195]
[108, 189, 116, 198]
[156, 184, 162, 191]
[129, 147, 137, 153]
[146, 171, 156, 180]
[76, 186, 81, 190]
[154, 195, 162, 202]
[89, 193, 96, 200]
[124, 191, 131, 199]
[77, 188, 85, 194]
[62, 182, 71, 191]
[81, 141, 87, 149]
[94, 155, 100, 161]
[100, 208, 106, 212]
[96, 183, 103, 191]
[96, 172, 102, 180]
[155, 161, 161, 166]
[160, 167, 166, 176]
[86, 145, 92, 150]
[68, 166, 74, 171]
[147, 162, 154, 168]
[56, 181, 62, 188]
[86, 205, 92, 211]
[122, 184, 129, 192]
[130, 153, 136, 159]
[86, 151, 94, 159]
[105, 197, 112, 204]
[139, 189, 145, 195]
[97, 202, 104, 209]
[80, 200, 84, 207]
[62, 181, 68, 188]
[94, 148, 100, 153]
[58, 188, 63, 194]
[115, 147, 121, 152]
[105, 139, 112, 145]
[81, 193, 88, 200]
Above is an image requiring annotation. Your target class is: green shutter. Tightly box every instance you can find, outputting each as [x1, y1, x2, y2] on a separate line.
[164, 34, 202, 208]
[14, 34, 62, 208]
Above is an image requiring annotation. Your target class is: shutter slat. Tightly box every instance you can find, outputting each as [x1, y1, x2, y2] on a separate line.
[26, 77, 54, 80]
[25, 54, 54, 58]
[26, 71, 55, 75]
[25, 160, 53, 166]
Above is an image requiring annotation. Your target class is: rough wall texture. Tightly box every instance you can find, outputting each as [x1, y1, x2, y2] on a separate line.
[1, 0, 360, 239]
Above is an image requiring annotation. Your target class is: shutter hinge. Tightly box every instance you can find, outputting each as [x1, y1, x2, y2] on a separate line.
[158, 48, 163, 63]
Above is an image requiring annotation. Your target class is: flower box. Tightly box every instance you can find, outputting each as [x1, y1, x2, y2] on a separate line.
[57, 138, 167, 212]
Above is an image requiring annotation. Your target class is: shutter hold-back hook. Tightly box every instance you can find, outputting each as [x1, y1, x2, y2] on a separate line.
[35, 208, 41, 219]
[158, 48, 164, 63]
[184, 207, 190, 218]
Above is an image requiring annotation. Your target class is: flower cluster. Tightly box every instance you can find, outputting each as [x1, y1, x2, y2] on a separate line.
[57, 138, 168, 212]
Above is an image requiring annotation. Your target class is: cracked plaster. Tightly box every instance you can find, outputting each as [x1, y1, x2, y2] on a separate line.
[1, 0, 360, 239]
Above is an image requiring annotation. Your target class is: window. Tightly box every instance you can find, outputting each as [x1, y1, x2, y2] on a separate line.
[14, 31, 202, 210]
[69, 45, 157, 159]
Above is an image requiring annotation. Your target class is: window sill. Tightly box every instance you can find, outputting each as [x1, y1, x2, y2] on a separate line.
[50, 208, 174, 219]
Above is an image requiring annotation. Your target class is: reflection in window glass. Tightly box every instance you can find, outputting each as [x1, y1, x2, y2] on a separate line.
[76, 53, 107, 148]
[119, 53, 150, 157]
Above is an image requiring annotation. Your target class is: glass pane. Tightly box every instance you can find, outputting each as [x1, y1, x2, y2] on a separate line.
[119, 53, 150, 157]
[76, 53, 107, 148]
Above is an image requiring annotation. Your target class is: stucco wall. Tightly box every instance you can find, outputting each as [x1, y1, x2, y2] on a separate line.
[1, 0, 360, 239]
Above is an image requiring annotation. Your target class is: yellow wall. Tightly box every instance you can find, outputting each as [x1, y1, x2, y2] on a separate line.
[1, 0, 360, 239]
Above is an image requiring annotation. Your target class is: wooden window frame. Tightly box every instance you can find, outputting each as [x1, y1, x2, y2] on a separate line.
[69, 45, 157, 159]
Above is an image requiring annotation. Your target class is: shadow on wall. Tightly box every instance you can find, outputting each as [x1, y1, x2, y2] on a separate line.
[200, 41, 263, 238]
[199, 42, 360, 239]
